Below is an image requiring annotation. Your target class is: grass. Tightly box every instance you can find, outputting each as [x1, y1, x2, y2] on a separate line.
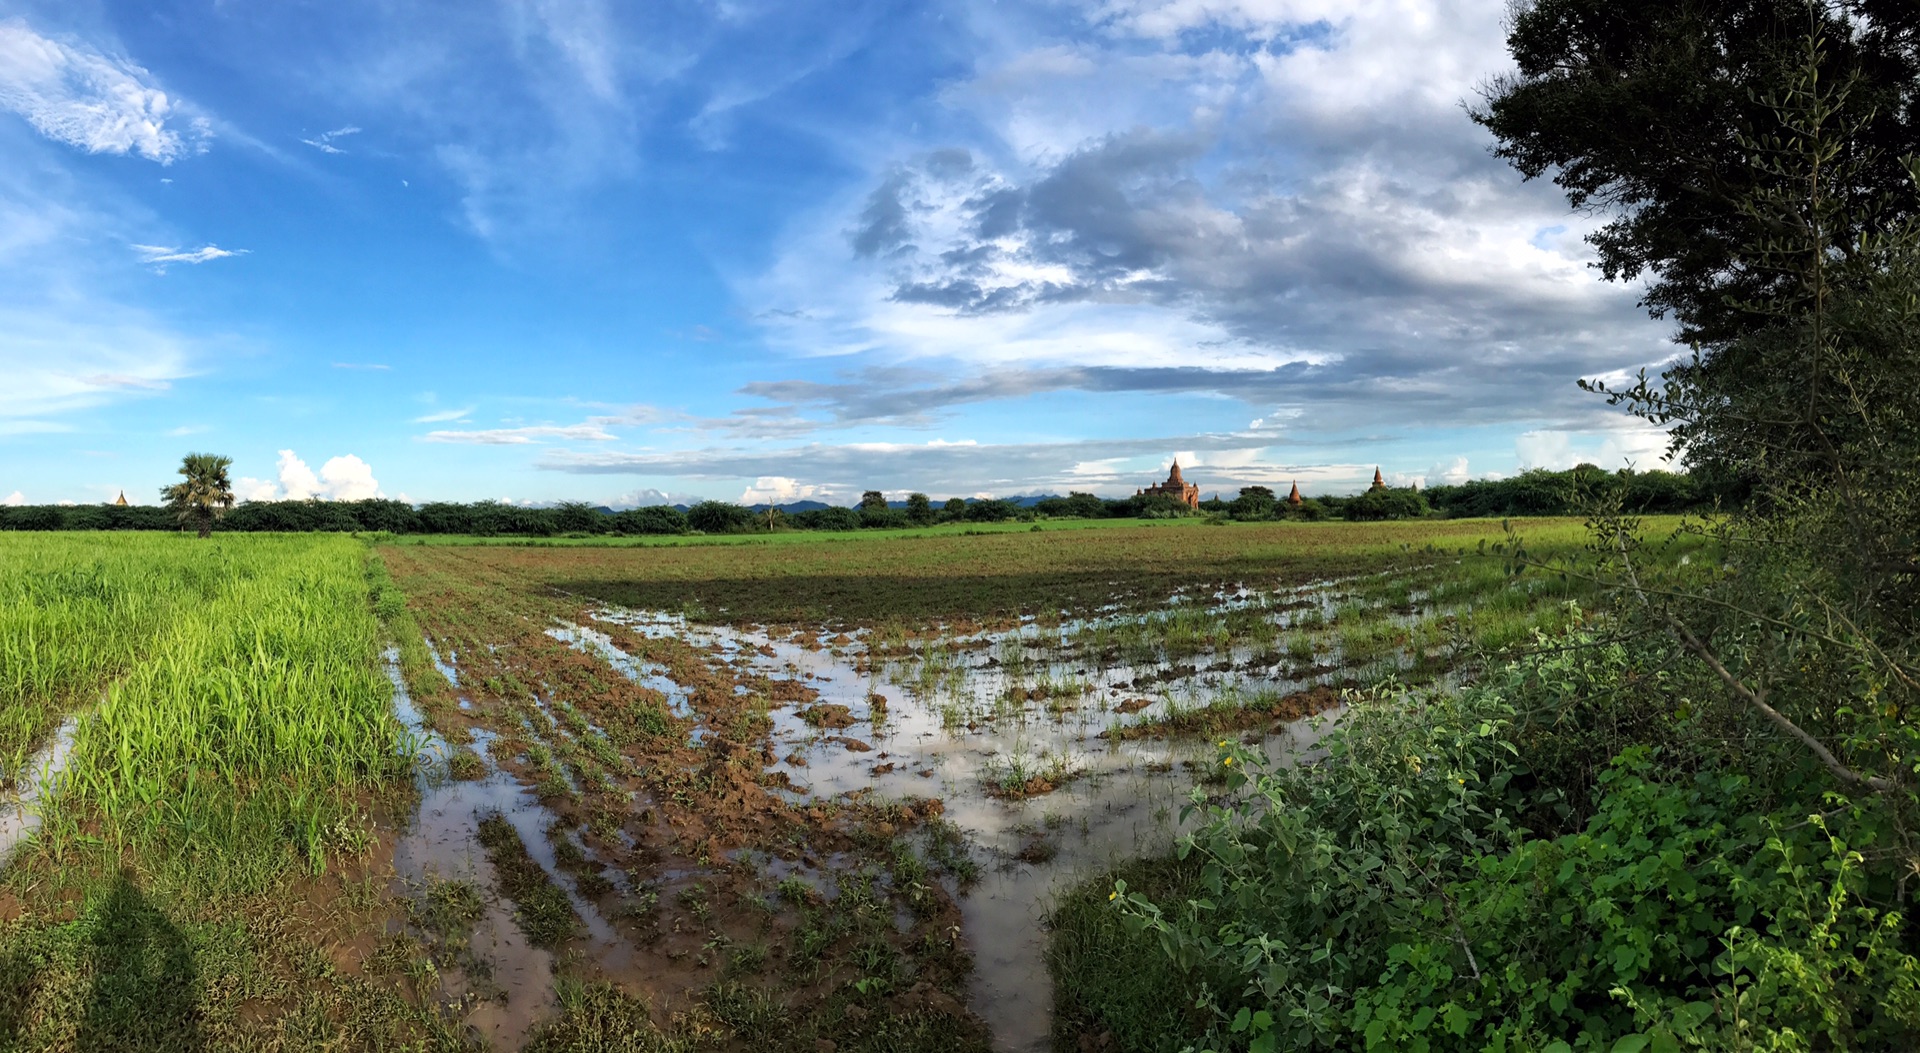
[476, 813, 582, 948]
[403, 518, 1663, 625]
[0, 533, 456, 1051]
[1047, 856, 1206, 1053]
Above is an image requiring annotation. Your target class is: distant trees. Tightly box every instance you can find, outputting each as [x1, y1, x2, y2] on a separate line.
[610, 505, 688, 535]
[1230, 486, 1277, 521]
[161, 453, 235, 538]
[0, 465, 1728, 536]
[1340, 487, 1429, 522]
[686, 501, 753, 534]
[905, 492, 934, 525]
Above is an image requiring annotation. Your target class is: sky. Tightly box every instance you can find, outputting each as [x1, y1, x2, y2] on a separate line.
[0, 0, 1683, 509]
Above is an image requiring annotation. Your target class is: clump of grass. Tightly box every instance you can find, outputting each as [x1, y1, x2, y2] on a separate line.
[982, 747, 1082, 799]
[476, 813, 580, 948]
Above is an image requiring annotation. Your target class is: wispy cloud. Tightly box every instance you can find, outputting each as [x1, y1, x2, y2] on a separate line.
[421, 424, 618, 445]
[132, 243, 248, 267]
[411, 406, 475, 424]
[332, 362, 391, 371]
[83, 373, 172, 391]
[0, 19, 211, 163]
[300, 125, 360, 154]
[165, 424, 207, 436]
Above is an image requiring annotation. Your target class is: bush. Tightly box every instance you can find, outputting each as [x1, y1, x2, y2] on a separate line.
[1341, 487, 1429, 521]
[610, 505, 688, 535]
[963, 499, 1017, 523]
[1101, 641, 1920, 1053]
[792, 506, 862, 532]
[685, 501, 753, 534]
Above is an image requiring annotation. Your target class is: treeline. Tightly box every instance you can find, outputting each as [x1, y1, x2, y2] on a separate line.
[0, 467, 1716, 535]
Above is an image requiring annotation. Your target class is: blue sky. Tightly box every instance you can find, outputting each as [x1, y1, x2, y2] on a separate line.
[1, 0, 1679, 508]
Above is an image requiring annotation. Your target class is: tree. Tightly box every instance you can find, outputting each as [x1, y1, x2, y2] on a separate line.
[686, 501, 752, 534]
[905, 492, 934, 525]
[553, 501, 605, 534]
[1341, 487, 1428, 522]
[941, 498, 967, 522]
[161, 453, 235, 538]
[610, 505, 688, 535]
[1475, 1, 1920, 349]
[1230, 486, 1277, 521]
[859, 490, 888, 513]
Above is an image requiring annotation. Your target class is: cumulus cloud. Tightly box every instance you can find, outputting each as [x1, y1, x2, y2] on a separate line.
[132, 244, 248, 268]
[1425, 456, 1472, 486]
[237, 449, 385, 501]
[740, 476, 827, 505]
[743, 0, 1672, 447]
[2, 490, 24, 506]
[319, 454, 381, 500]
[0, 19, 210, 163]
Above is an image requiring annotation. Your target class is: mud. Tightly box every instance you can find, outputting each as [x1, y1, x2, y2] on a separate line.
[376, 548, 1462, 1051]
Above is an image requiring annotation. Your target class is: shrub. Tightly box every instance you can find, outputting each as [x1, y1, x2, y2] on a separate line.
[686, 501, 753, 534]
[1107, 641, 1920, 1053]
[1341, 486, 1429, 521]
[610, 505, 688, 535]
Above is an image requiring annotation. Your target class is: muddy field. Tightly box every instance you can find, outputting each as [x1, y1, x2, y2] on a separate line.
[368, 524, 1598, 1051]
[0, 520, 1641, 1051]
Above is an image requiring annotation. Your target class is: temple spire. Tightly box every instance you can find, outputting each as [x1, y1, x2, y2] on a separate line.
[1370, 467, 1385, 491]
[1287, 481, 1302, 506]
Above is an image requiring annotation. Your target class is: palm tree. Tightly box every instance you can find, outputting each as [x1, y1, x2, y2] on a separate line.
[160, 453, 235, 538]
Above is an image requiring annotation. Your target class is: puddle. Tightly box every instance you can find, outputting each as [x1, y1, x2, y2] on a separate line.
[384, 648, 624, 1049]
[387, 565, 1468, 1051]
[0, 714, 82, 869]
[584, 576, 1407, 1052]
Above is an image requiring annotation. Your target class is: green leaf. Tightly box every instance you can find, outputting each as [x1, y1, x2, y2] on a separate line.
[1610, 1036, 1650, 1053]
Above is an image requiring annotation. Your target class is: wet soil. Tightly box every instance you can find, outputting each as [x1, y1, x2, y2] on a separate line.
[372, 548, 1464, 1051]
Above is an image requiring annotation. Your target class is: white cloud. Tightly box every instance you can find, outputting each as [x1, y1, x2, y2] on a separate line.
[276, 449, 323, 500]
[240, 450, 385, 501]
[132, 243, 247, 268]
[740, 476, 826, 505]
[1515, 425, 1674, 471]
[300, 125, 360, 153]
[0, 19, 210, 163]
[0, 308, 190, 419]
[332, 362, 391, 371]
[2, 490, 24, 506]
[319, 454, 381, 501]
[421, 424, 617, 444]
[1425, 456, 1471, 486]
[234, 476, 279, 502]
[411, 406, 476, 424]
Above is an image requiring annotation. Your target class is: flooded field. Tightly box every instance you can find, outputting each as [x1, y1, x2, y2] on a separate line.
[373, 535, 1596, 1051]
[0, 520, 1645, 1051]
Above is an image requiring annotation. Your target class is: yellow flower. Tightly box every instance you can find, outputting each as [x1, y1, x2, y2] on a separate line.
[1223, 757, 1234, 766]
[1456, 778, 1465, 785]
[1108, 891, 1118, 901]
